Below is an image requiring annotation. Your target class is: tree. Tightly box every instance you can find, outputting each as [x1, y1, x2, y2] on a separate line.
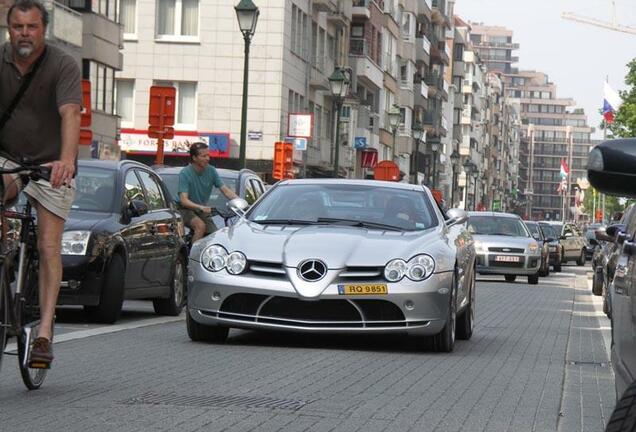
[583, 187, 624, 222]
[608, 59, 636, 138]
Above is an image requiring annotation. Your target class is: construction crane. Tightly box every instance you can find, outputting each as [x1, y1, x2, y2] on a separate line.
[562, 0, 636, 35]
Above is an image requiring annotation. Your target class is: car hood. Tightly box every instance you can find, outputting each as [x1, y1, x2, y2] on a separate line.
[471, 234, 535, 250]
[192, 220, 450, 269]
[64, 211, 112, 232]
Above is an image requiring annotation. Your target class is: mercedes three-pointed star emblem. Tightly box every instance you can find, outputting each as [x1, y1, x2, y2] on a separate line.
[298, 259, 327, 282]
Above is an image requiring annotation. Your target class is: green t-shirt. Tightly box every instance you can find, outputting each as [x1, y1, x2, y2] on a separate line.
[177, 165, 223, 205]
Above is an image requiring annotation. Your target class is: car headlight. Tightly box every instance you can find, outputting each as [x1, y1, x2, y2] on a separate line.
[226, 251, 247, 275]
[406, 254, 436, 281]
[201, 245, 228, 272]
[528, 242, 539, 253]
[385, 255, 436, 282]
[61, 230, 91, 255]
[384, 259, 408, 282]
[474, 240, 485, 253]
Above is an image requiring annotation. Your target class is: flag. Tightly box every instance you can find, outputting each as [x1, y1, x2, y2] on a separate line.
[556, 179, 567, 193]
[560, 159, 569, 179]
[603, 82, 623, 124]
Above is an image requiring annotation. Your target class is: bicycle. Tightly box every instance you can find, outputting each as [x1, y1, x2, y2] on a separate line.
[0, 159, 52, 390]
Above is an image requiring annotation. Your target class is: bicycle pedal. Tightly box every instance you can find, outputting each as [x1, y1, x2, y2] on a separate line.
[28, 361, 50, 369]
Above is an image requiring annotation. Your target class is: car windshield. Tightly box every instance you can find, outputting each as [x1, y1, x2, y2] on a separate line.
[468, 216, 530, 237]
[160, 172, 236, 207]
[71, 167, 117, 212]
[540, 224, 557, 239]
[247, 183, 438, 231]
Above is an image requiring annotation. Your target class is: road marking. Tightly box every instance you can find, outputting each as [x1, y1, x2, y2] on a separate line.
[5, 315, 185, 352]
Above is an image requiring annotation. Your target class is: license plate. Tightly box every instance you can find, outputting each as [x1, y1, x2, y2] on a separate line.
[495, 255, 520, 262]
[338, 284, 388, 295]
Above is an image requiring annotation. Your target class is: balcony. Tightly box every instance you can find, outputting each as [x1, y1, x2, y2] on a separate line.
[348, 39, 384, 89]
[327, 1, 351, 28]
[419, 0, 432, 18]
[431, 0, 447, 25]
[313, 0, 338, 12]
[415, 36, 431, 65]
[46, 1, 83, 47]
[310, 56, 335, 91]
[400, 37, 415, 60]
[453, 60, 465, 76]
[414, 81, 429, 107]
[431, 40, 450, 65]
[352, 0, 372, 18]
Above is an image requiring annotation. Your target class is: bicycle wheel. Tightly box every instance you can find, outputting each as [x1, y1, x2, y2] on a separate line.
[17, 255, 47, 390]
[0, 266, 8, 375]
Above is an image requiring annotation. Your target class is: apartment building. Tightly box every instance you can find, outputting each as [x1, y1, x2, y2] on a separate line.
[469, 23, 518, 75]
[0, 0, 122, 160]
[504, 70, 594, 221]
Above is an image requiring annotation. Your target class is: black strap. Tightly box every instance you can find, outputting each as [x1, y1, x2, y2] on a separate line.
[0, 47, 47, 132]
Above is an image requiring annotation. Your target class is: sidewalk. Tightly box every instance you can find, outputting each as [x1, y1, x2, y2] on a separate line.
[558, 271, 615, 431]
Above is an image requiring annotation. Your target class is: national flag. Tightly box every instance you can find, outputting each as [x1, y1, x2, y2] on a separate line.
[603, 82, 623, 124]
[560, 159, 569, 179]
[556, 179, 567, 193]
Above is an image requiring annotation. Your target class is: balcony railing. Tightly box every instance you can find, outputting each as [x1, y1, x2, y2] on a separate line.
[420, 36, 431, 55]
[46, 0, 83, 47]
[349, 38, 370, 56]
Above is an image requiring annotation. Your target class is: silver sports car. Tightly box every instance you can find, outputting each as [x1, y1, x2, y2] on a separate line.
[468, 212, 542, 284]
[187, 179, 476, 352]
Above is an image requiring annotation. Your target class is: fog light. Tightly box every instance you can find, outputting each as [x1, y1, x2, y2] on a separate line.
[188, 275, 194, 282]
[68, 280, 80, 290]
[212, 291, 221, 301]
[404, 300, 415, 310]
[438, 287, 449, 295]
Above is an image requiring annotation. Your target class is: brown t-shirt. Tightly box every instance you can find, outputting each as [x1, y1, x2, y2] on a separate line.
[0, 43, 82, 164]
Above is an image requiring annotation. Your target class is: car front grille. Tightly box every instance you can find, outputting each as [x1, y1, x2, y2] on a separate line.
[246, 262, 384, 282]
[215, 293, 411, 328]
[488, 247, 525, 253]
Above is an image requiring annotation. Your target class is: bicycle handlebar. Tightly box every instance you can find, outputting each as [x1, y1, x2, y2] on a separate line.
[0, 162, 51, 183]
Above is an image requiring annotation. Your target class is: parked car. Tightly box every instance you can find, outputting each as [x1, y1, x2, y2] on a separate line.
[584, 223, 604, 260]
[538, 222, 562, 272]
[541, 221, 587, 266]
[155, 166, 266, 229]
[524, 221, 550, 277]
[467, 212, 542, 284]
[587, 138, 636, 407]
[56, 160, 188, 323]
[187, 179, 476, 353]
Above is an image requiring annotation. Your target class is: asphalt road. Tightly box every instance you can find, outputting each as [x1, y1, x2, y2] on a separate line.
[0, 264, 614, 432]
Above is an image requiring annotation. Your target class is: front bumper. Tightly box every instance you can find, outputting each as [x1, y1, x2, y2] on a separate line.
[187, 262, 454, 337]
[58, 255, 106, 306]
[475, 252, 541, 276]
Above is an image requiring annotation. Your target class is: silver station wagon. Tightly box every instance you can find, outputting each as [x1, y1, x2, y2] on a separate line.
[468, 212, 542, 284]
[187, 179, 476, 352]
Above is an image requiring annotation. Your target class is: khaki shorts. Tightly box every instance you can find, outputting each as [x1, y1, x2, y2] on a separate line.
[0, 157, 76, 221]
[178, 205, 217, 235]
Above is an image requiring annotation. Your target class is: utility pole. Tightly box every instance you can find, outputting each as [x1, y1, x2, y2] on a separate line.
[526, 124, 535, 219]
[562, 1, 636, 35]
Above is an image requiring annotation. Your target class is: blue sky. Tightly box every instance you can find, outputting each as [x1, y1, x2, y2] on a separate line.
[455, 0, 635, 137]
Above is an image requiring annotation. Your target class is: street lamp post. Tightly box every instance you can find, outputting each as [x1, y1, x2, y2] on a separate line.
[450, 150, 460, 207]
[235, 0, 259, 170]
[411, 122, 423, 184]
[328, 67, 350, 178]
[388, 104, 401, 159]
[472, 166, 479, 211]
[430, 141, 440, 188]
[463, 159, 474, 210]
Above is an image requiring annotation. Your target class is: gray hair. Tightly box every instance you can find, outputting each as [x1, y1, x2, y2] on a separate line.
[7, 0, 49, 27]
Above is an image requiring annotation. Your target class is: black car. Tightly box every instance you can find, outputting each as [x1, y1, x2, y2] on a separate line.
[155, 166, 267, 228]
[58, 159, 187, 323]
[538, 222, 562, 272]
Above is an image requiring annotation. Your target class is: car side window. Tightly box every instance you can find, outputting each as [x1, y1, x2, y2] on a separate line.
[250, 178, 265, 198]
[564, 225, 573, 236]
[137, 170, 167, 211]
[244, 180, 257, 205]
[124, 170, 146, 204]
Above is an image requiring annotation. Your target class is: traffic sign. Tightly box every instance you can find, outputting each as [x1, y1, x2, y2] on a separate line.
[354, 137, 367, 149]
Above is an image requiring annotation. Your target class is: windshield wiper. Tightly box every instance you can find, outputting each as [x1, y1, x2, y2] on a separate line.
[316, 217, 403, 231]
[490, 232, 519, 237]
[254, 219, 316, 225]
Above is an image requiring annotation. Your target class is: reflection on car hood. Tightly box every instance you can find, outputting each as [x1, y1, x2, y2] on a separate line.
[194, 221, 447, 268]
[64, 210, 112, 232]
[472, 234, 534, 249]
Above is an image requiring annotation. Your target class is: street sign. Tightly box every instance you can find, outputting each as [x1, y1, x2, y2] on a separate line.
[493, 200, 501, 211]
[291, 138, 307, 151]
[288, 113, 313, 138]
[354, 137, 367, 149]
[248, 130, 262, 141]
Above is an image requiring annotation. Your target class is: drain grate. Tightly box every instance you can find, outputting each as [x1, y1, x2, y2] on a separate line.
[121, 392, 309, 411]
[567, 361, 609, 367]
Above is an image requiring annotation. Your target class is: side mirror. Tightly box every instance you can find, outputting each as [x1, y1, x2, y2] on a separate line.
[588, 138, 636, 198]
[446, 208, 468, 228]
[532, 233, 542, 241]
[606, 224, 626, 238]
[128, 199, 148, 218]
[228, 197, 249, 218]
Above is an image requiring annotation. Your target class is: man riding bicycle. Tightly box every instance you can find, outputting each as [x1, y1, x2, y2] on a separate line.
[177, 142, 238, 243]
[0, 0, 82, 366]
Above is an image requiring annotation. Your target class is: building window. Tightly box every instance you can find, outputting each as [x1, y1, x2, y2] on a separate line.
[157, 0, 199, 39]
[119, 0, 136, 36]
[90, 0, 118, 21]
[83, 60, 115, 114]
[291, 4, 308, 58]
[115, 79, 134, 125]
[154, 80, 197, 128]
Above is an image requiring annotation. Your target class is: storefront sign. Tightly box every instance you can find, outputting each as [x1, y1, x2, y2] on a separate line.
[119, 129, 231, 158]
[288, 113, 313, 138]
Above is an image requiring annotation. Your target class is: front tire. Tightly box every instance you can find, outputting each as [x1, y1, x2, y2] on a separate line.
[432, 276, 456, 353]
[528, 274, 539, 285]
[505, 275, 516, 283]
[576, 249, 586, 266]
[592, 269, 603, 296]
[605, 379, 636, 431]
[153, 254, 186, 316]
[186, 309, 229, 343]
[554, 250, 563, 272]
[84, 254, 125, 324]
